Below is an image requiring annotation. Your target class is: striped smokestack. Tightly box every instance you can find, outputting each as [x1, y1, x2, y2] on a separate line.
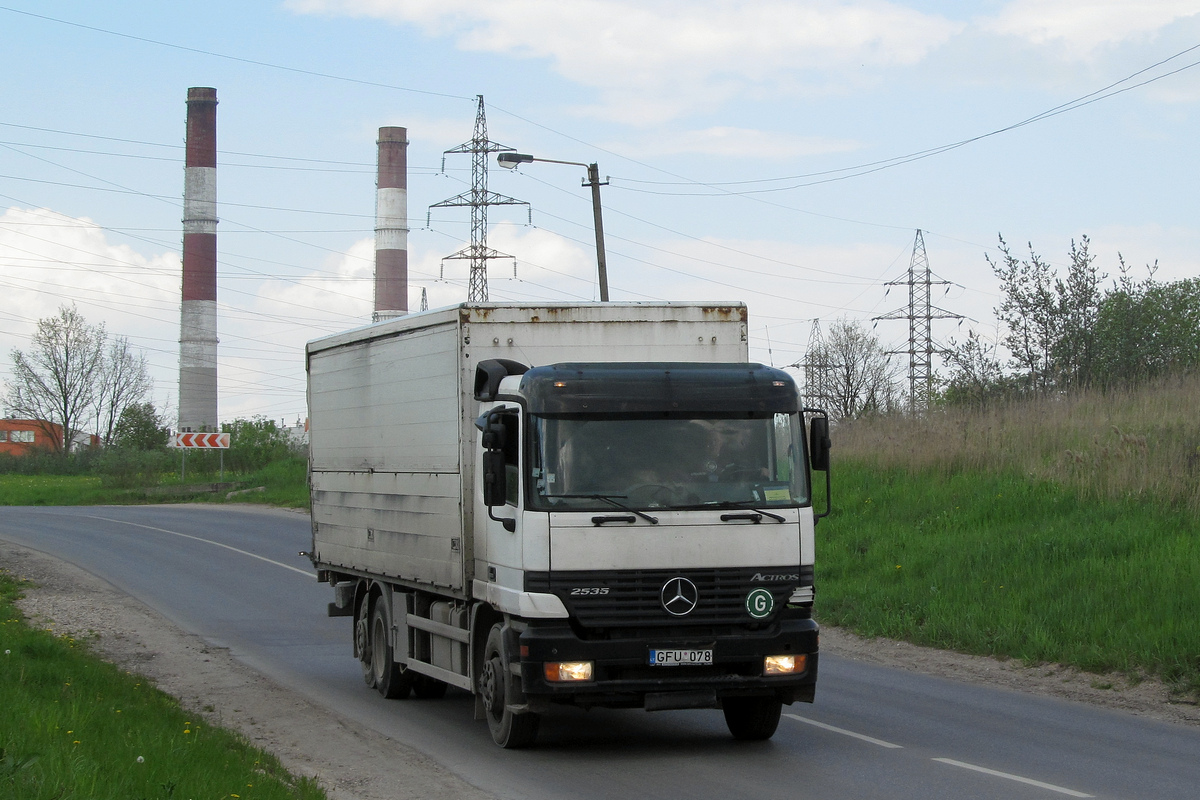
[179, 87, 219, 432]
[373, 126, 408, 321]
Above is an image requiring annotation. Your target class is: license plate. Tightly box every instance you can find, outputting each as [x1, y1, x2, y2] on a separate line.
[649, 648, 713, 666]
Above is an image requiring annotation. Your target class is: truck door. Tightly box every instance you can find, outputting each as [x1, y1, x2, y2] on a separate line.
[481, 407, 524, 585]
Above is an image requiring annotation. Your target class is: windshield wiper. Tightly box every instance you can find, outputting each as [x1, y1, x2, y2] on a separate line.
[547, 494, 659, 525]
[702, 500, 787, 523]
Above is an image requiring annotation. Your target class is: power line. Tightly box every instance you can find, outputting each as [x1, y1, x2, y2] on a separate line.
[0, 6, 474, 102]
[611, 43, 1200, 195]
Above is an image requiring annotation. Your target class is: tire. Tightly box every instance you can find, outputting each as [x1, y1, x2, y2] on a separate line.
[412, 674, 448, 699]
[479, 624, 539, 748]
[355, 595, 375, 689]
[723, 696, 783, 741]
[371, 600, 414, 699]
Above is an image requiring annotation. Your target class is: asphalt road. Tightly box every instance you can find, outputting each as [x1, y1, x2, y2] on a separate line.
[2, 505, 1197, 800]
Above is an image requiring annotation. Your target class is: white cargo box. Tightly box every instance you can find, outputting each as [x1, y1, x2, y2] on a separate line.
[307, 302, 749, 596]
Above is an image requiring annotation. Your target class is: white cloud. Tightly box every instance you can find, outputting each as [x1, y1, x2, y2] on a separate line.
[984, 1, 1200, 57]
[257, 237, 375, 327]
[287, 0, 963, 123]
[0, 207, 180, 410]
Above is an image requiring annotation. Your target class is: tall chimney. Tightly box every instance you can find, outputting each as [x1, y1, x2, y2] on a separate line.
[179, 87, 219, 432]
[373, 126, 409, 321]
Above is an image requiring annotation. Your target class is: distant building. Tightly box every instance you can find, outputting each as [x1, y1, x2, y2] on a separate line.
[0, 419, 62, 455]
[283, 417, 309, 449]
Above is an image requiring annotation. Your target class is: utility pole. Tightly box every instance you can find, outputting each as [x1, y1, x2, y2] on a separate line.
[497, 152, 610, 301]
[585, 162, 610, 301]
[430, 96, 528, 302]
[873, 230, 963, 412]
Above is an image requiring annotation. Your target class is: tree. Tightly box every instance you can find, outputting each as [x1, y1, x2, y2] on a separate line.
[940, 329, 1011, 408]
[988, 236, 1060, 396]
[988, 235, 1105, 394]
[1093, 261, 1200, 386]
[222, 416, 298, 472]
[819, 318, 901, 421]
[112, 401, 170, 450]
[95, 336, 153, 446]
[5, 306, 154, 454]
[5, 306, 106, 454]
[1051, 236, 1104, 389]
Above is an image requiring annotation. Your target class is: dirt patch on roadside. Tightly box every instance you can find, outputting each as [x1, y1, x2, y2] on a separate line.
[819, 626, 1200, 727]
[5, 541, 1197, 800]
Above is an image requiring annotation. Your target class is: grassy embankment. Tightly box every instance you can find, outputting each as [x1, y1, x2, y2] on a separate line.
[823, 374, 1200, 695]
[0, 456, 309, 509]
[0, 566, 327, 800]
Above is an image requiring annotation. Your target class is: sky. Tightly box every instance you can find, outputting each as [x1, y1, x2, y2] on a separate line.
[1, 1, 1198, 427]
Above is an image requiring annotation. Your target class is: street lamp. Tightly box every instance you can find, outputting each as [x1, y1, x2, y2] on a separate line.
[497, 152, 610, 302]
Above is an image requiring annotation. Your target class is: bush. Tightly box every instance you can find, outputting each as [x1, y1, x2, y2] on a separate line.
[95, 447, 175, 488]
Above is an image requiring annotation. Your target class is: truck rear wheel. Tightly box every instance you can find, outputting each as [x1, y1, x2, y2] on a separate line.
[371, 601, 414, 699]
[723, 696, 783, 741]
[356, 596, 375, 689]
[480, 624, 539, 748]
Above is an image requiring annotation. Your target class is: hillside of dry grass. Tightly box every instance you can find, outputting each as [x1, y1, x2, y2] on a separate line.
[834, 373, 1200, 513]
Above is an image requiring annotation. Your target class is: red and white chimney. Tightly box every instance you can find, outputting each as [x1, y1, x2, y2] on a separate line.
[179, 87, 219, 431]
[373, 126, 409, 321]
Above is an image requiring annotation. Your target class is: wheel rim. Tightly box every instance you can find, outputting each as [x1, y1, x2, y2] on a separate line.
[480, 656, 504, 718]
[371, 612, 387, 682]
[356, 605, 371, 664]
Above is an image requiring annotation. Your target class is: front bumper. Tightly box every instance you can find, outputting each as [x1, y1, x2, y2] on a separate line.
[517, 617, 819, 710]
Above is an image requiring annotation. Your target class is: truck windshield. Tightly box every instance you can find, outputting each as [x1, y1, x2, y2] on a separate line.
[530, 414, 810, 512]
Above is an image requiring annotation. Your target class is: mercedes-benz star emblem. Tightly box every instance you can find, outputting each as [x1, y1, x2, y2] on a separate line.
[661, 577, 699, 616]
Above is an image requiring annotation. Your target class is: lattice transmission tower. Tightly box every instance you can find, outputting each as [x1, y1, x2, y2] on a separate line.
[801, 319, 834, 410]
[429, 96, 528, 302]
[873, 230, 963, 412]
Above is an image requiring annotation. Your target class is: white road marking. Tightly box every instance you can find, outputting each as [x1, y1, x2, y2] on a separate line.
[82, 514, 315, 578]
[784, 713, 904, 749]
[932, 758, 1094, 797]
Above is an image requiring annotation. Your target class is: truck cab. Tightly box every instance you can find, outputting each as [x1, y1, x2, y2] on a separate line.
[473, 360, 828, 745]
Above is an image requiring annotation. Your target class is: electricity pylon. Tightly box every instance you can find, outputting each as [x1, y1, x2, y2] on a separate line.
[873, 230, 963, 412]
[801, 319, 833, 409]
[430, 96, 529, 302]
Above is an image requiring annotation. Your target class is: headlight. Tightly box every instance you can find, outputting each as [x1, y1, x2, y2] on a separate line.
[544, 661, 594, 682]
[764, 654, 806, 676]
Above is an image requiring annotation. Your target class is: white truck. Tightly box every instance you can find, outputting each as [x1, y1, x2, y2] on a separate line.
[306, 302, 830, 748]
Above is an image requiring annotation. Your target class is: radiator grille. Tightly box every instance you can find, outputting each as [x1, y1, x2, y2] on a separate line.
[525, 566, 811, 629]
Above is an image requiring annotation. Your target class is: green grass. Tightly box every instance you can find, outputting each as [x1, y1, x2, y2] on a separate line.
[0, 567, 327, 800]
[0, 476, 111, 507]
[221, 458, 309, 509]
[0, 457, 310, 510]
[822, 459, 1200, 694]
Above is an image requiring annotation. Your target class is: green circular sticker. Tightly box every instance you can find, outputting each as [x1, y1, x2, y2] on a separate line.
[746, 588, 774, 619]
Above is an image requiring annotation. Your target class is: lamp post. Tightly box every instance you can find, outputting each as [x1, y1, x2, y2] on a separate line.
[497, 152, 610, 302]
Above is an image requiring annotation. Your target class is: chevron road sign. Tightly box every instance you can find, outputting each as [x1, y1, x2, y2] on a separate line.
[169, 432, 231, 449]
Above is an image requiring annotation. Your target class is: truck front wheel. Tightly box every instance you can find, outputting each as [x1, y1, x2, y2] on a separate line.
[722, 696, 783, 741]
[480, 624, 539, 748]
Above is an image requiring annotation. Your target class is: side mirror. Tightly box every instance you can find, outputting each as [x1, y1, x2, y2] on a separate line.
[482, 449, 507, 508]
[809, 415, 831, 472]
